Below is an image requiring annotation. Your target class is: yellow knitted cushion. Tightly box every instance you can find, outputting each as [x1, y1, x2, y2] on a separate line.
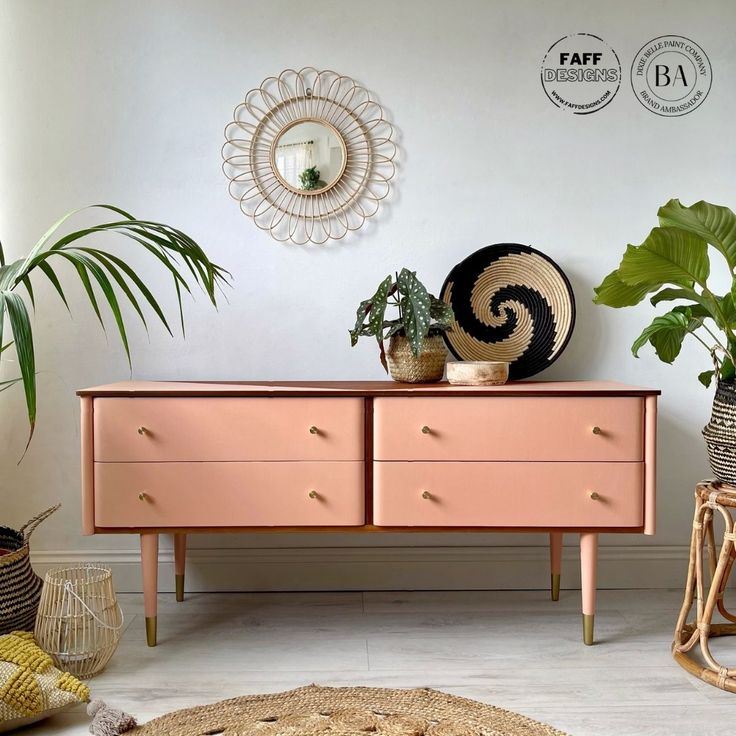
[0, 631, 90, 733]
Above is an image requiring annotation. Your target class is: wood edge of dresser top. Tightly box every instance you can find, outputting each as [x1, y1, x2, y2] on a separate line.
[77, 380, 660, 397]
[93, 525, 647, 534]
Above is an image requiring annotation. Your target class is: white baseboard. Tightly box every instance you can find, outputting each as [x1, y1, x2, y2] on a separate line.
[31, 545, 690, 592]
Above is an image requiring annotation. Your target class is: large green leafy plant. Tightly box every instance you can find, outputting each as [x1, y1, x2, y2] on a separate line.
[593, 199, 736, 388]
[0, 205, 228, 446]
[349, 268, 454, 372]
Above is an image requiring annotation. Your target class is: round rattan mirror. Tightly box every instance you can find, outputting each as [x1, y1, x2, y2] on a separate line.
[222, 68, 396, 245]
[271, 118, 347, 194]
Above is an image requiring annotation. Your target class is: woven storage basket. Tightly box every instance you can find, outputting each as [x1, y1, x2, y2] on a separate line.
[0, 504, 60, 635]
[34, 563, 123, 678]
[703, 381, 736, 485]
[386, 334, 447, 384]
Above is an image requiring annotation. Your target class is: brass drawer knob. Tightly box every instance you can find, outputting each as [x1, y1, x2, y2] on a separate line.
[589, 491, 601, 501]
[421, 425, 431, 434]
[138, 492, 149, 501]
[309, 426, 319, 435]
[308, 490, 318, 499]
[592, 426, 602, 435]
[137, 426, 148, 435]
[421, 490, 432, 500]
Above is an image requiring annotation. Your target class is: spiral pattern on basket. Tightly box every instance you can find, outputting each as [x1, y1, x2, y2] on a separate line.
[440, 244, 576, 380]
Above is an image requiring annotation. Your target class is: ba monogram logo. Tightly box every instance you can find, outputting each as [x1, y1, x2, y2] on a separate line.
[630, 36, 712, 116]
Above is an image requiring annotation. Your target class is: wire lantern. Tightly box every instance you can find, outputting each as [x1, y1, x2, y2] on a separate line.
[222, 67, 397, 245]
[34, 564, 123, 678]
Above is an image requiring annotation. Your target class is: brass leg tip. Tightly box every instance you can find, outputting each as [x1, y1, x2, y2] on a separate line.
[551, 573, 561, 602]
[175, 573, 185, 602]
[583, 614, 595, 645]
[145, 616, 157, 647]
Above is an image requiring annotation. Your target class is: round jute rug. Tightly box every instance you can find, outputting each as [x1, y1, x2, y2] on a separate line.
[130, 684, 568, 736]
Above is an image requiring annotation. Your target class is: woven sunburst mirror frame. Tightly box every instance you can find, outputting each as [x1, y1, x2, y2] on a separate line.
[222, 67, 397, 245]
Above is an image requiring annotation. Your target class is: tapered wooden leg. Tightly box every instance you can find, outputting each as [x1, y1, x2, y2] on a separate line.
[580, 532, 598, 645]
[140, 533, 159, 647]
[174, 533, 186, 602]
[550, 532, 563, 601]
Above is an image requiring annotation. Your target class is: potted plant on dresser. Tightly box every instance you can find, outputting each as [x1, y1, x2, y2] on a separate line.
[350, 268, 454, 383]
[593, 198, 736, 483]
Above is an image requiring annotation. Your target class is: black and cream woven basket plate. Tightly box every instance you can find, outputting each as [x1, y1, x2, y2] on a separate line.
[440, 244, 576, 380]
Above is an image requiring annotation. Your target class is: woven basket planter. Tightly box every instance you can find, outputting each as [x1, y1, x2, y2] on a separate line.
[703, 381, 736, 485]
[0, 504, 60, 635]
[386, 334, 447, 384]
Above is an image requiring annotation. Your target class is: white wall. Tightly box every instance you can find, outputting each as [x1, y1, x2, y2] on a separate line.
[1, 0, 734, 590]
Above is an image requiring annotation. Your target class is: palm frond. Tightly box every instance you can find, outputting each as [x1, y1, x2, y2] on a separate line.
[0, 205, 230, 446]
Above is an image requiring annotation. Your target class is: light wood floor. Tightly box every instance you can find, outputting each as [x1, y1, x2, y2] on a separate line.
[38, 589, 734, 735]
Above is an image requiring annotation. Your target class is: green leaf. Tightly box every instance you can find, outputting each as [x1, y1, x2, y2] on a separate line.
[368, 275, 393, 338]
[617, 227, 709, 289]
[593, 270, 656, 307]
[81, 248, 172, 334]
[658, 199, 736, 272]
[4, 292, 36, 444]
[670, 303, 712, 319]
[383, 319, 404, 340]
[37, 261, 70, 312]
[0, 376, 21, 393]
[79, 248, 149, 333]
[58, 253, 105, 329]
[699, 370, 716, 388]
[721, 293, 736, 324]
[0, 293, 4, 359]
[650, 287, 702, 308]
[71, 253, 132, 368]
[397, 268, 431, 357]
[20, 276, 35, 310]
[430, 295, 454, 325]
[349, 299, 372, 346]
[631, 308, 701, 363]
[722, 356, 736, 383]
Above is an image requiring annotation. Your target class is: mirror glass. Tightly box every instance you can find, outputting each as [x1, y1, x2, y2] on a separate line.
[273, 120, 345, 192]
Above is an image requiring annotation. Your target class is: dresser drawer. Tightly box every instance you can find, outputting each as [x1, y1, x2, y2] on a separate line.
[93, 398, 363, 462]
[94, 461, 365, 527]
[373, 462, 643, 527]
[373, 397, 643, 461]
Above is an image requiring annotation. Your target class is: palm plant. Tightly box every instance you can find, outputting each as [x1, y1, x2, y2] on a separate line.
[593, 199, 736, 388]
[0, 204, 229, 446]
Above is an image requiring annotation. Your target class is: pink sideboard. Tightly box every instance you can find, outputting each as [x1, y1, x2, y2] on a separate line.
[78, 380, 659, 646]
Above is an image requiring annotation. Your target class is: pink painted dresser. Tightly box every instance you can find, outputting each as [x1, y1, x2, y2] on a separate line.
[78, 380, 659, 646]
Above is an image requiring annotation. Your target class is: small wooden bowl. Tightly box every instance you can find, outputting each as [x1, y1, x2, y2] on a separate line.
[446, 361, 509, 386]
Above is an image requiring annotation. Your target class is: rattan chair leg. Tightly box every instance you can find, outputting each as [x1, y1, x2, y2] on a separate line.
[673, 482, 736, 691]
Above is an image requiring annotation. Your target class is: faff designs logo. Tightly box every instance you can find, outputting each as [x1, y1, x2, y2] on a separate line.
[631, 36, 712, 116]
[541, 33, 621, 114]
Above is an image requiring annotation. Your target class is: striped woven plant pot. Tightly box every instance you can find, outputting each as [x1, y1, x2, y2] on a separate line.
[703, 381, 736, 486]
[0, 505, 60, 635]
